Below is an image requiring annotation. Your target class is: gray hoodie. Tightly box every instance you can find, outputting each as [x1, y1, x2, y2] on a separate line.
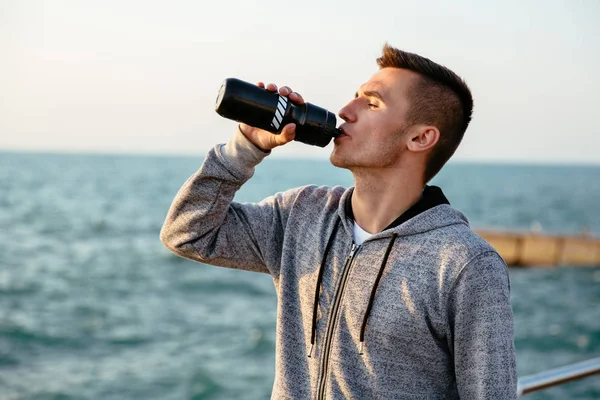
[160, 129, 517, 399]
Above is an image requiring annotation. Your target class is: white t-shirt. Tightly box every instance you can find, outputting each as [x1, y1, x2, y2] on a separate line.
[352, 221, 373, 245]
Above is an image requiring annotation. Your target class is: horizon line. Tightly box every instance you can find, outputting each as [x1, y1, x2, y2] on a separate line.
[1, 147, 599, 168]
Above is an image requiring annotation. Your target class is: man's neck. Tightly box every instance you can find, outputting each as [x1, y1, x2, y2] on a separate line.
[351, 167, 424, 234]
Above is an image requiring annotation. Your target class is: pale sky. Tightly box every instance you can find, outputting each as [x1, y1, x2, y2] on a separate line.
[1, 0, 599, 163]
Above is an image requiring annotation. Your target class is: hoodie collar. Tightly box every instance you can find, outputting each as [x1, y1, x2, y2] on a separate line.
[338, 185, 467, 238]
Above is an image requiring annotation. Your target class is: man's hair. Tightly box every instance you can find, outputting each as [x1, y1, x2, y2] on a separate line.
[376, 43, 473, 182]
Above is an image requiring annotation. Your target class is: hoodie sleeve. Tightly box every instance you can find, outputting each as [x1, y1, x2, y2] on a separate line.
[448, 251, 518, 400]
[160, 128, 288, 276]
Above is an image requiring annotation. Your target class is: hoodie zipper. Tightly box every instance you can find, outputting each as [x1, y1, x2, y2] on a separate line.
[316, 243, 359, 400]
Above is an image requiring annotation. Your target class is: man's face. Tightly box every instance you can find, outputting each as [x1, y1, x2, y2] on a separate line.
[330, 67, 417, 170]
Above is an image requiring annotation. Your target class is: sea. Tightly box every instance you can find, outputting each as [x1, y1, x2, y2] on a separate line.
[0, 151, 599, 400]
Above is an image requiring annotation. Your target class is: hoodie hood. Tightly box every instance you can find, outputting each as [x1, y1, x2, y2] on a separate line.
[336, 185, 469, 240]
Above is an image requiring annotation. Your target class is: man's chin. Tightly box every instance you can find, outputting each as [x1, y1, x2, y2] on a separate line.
[329, 152, 351, 170]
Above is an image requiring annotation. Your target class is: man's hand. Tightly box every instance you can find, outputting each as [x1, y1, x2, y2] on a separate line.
[239, 83, 305, 151]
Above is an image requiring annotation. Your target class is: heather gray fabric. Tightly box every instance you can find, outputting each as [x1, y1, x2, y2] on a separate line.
[160, 129, 517, 399]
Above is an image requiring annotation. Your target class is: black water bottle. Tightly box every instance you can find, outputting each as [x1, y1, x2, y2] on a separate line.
[215, 78, 341, 147]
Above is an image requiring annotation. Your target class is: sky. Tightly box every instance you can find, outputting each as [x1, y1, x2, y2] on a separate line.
[1, 0, 599, 164]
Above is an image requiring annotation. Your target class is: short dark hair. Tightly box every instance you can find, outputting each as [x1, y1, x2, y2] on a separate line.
[376, 43, 473, 182]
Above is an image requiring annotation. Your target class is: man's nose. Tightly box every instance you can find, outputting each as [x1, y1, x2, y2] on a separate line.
[338, 101, 356, 123]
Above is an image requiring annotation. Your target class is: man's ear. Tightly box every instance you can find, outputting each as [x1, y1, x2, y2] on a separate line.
[406, 126, 440, 153]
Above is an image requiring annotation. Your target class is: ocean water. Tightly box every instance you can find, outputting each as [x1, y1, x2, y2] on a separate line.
[0, 151, 599, 400]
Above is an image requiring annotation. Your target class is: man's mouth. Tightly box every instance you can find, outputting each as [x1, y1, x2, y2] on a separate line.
[334, 130, 350, 144]
[337, 126, 350, 138]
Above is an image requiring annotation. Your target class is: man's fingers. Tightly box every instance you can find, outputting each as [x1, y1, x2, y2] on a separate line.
[260, 82, 304, 105]
[289, 91, 305, 104]
[279, 86, 292, 96]
[279, 86, 305, 105]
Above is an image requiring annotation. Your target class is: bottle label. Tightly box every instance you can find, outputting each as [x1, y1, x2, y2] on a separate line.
[271, 95, 288, 130]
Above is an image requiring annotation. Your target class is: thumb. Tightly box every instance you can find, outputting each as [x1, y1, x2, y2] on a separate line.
[276, 123, 296, 145]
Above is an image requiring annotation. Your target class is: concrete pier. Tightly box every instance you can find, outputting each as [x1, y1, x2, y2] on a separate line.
[475, 230, 600, 267]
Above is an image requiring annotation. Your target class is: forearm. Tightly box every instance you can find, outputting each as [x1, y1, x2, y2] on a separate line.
[160, 127, 273, 272]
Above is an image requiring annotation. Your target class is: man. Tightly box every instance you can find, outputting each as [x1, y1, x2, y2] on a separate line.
[161, 43, 517, 399]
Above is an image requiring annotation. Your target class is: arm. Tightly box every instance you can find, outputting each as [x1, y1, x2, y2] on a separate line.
[160, 128, 276, 273]
[160, 83, 303, 275]
[448, 251, 518, 400]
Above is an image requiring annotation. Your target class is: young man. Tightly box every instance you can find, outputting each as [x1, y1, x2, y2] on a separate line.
[161, 43, 517, 399]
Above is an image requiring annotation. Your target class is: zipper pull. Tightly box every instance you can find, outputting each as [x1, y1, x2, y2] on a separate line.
[346, 243, 358, 262]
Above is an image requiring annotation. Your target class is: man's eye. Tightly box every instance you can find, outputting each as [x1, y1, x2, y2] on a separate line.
[368, 103, 379, 109]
